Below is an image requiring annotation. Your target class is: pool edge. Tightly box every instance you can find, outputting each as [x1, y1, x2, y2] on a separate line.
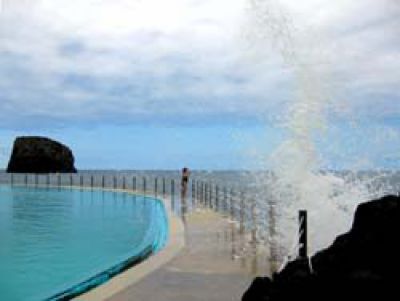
[74, 194, 185, 301]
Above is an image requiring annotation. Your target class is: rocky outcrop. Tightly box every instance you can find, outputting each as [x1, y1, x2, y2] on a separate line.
[7, 136, 77, 173]
[243, 195, 400, 301]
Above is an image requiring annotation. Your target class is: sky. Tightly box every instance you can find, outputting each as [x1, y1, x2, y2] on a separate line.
[0, 0, 399, 170]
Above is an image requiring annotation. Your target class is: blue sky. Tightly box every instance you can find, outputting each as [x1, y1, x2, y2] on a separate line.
[0, 124, 280, 170]
[0, 0, 399, 170]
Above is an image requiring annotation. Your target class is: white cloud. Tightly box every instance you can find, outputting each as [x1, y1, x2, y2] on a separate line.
[0, 0, 399, 129]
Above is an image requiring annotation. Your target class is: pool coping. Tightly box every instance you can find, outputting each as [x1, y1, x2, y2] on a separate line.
[72, 189, 185, 301]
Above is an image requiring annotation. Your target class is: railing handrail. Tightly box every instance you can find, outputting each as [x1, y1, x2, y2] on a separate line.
[2, 172, 290, 272]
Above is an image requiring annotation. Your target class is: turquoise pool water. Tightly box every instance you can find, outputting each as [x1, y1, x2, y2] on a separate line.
[0, 185, 168, 301]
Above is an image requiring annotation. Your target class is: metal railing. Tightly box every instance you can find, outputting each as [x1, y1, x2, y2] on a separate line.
[1, 173, 261, 240]
[0, 172, 308, 271]
[192, 179, 259, 243]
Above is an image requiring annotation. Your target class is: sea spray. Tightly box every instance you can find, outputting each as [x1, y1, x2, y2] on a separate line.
[244, 0, 391, 265]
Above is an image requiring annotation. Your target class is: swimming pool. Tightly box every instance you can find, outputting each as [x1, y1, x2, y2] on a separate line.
[0, 185, 168, 300]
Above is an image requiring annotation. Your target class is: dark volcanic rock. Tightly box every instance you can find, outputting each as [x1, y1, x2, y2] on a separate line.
[243, 195, 400, 301]
[7, 136, 77, 173]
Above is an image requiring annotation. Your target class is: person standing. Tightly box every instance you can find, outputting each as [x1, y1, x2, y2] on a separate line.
[181, 167, 190, 200]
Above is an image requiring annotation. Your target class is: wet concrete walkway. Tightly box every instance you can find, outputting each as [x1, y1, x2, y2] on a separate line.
[107, 210, 270, 301]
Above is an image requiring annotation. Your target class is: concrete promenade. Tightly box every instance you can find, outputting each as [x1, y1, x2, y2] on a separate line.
[107, 209, 270, 301]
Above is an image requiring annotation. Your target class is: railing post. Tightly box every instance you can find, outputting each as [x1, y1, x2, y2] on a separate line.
[133, 176, 136, 191]
[209, 183, 213, 209]
[201, 182, 204, 205]
[200, 181, 205, 206]
[47, 174, 50, 186]
[102, 175, 105, 188]
[35, 174, 38, 186]
[123, 176, 126, 190]
[24, 174, 28, 186]
[10, 173, 14, 186]
[143, 177, 146, 194]
[90, 175, 94, 188]
[162, 178, 166, 196]
[197, 181, 200, 204]
[113, 176, 117, 189]
[251, 199, 257, 244]
[196, 181, 199, 203]
[171, 179, 175, 210]
[268, 198, 278, 270]
[240, 192, 245, 234]
[215, 185, 219, 212]
[70, 174, 73, 187]
[230, 189, 235, 219]
[299, 210, 308, 259]
[192, 179, 195, 208]
[224, 187, 228, 215]
[80, 175, 83, 187]
[58, 174, 61, 187]
[203, 182, 206, 205]
[154, 177, 158, 196]
[205, 183, 209, 208]
[199, 181, 202, 204]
